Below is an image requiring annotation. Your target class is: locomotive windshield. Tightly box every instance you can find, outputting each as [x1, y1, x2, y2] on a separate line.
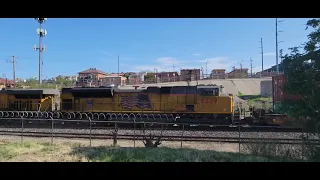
[198, 87, 220, 96]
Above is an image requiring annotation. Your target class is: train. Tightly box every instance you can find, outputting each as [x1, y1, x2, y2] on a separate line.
[0, 84, 238, 125]
[0, 83, 292, 127]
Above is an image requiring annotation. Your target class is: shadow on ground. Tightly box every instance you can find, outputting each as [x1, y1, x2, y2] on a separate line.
[70, 146, 301, 162]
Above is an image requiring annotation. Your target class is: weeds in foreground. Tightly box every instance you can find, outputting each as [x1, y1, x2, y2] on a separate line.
[0, 140, 301, 162]
[74, 146, 298, 162]
[242, 138, 320, 162]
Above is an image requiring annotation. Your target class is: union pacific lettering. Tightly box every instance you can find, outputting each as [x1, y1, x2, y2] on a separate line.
[200, 98, 218, 104]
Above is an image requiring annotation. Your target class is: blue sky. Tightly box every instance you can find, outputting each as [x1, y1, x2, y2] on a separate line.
[0, 18, 312, 80]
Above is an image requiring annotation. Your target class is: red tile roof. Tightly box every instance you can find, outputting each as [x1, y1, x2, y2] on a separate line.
[78, 68, 108, 75]
[0, 78, 14, 84]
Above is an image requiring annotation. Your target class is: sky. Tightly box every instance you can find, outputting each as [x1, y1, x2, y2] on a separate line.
[0, 18, 313, 80]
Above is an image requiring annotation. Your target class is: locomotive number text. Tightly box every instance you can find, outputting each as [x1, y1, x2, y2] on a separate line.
[200, 98, 217, 104]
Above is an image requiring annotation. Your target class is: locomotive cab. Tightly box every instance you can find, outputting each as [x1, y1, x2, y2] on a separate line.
[197, 85, 233, 121]
[197, 84, 222, 97]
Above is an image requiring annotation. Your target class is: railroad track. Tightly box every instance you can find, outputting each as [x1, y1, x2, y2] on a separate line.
[0, 129, 318, 145]
[0, 117, 303, 133]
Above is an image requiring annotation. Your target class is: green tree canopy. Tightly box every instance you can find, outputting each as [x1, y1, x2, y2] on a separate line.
[281, 18, 320, 132]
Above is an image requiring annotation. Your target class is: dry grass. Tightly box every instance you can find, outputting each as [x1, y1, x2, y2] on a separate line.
[0, 135, 302, 162]
[0, 140, 86, 162]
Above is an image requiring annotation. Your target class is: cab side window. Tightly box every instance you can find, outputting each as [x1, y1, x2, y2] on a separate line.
[199, 88, 219, 96]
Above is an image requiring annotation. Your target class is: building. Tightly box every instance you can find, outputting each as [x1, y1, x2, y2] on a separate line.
[260, 80, 272, 97]
[15, 78, 26, 83]
[110, 73, 125, 77]
[143, 71, 179, 83]
[128, 72, 148, 85]
[257, 63, 285, 77]
[0, 78, 15, 89]
[210, 69, 227, 79]
[180, 69, 200, 81]
[155, 71, 179, 83]
[101, 76, 127, 86]
[76, 68, 108, 87]
[228, 68, 249, 79]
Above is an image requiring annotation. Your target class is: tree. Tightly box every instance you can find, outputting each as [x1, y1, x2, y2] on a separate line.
[281, 18, 320, 133]
[144, 73, 155, 82]
[56, 77, 75, 87]
[277, 19, 320, 161]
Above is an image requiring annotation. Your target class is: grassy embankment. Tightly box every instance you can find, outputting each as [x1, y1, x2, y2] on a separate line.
[0, 141, 303, 162]
[237, 91, 273, 111]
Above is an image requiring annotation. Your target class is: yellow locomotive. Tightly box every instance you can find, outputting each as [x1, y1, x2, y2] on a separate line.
[0, 85, 235, 124]
[60, 85, 234, 124]
[0, 88, 60, 118]
[0, 89, 59, 111]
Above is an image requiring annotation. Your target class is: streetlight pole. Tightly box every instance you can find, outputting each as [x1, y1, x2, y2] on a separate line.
[34, 18, 48, 85]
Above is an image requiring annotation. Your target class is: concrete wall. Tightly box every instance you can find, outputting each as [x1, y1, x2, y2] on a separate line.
[120, 78, 272, 96]
[260, 80, 273, 97]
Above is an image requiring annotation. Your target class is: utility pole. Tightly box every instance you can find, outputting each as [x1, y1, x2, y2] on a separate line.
[117, 56, 120, 76]
[276, 18, 284, 75]
[259, 38, 264, 75]
[250, 57, 253, 77]
[206, 61, 208, 79]
[117, 55, 120, 86]
[6, 56, 17, 87]
[201, 67, 204, 79]
[238, 60, 243, 78]
[34, 18, 48, 85]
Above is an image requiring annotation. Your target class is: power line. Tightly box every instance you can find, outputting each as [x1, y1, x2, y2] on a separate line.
[6, 56, 17, 87]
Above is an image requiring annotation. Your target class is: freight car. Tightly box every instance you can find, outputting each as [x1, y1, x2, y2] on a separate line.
[59, 84, 235, 124]
[272, 74, 301, 114]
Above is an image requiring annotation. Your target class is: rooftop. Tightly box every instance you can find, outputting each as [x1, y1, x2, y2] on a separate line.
[0, 88, 60, 95]
[0, 78, 15, 85]
[181, 68, 201, 71]
[78, 68, 108, 75]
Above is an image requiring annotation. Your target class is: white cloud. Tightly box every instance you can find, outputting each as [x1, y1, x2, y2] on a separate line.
[127, 56, 235, 74]
[192, 53, 200, 56]
[130, 57, 185, 72]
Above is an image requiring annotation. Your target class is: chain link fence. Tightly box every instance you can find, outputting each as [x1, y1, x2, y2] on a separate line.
[0, 116, 319, 160]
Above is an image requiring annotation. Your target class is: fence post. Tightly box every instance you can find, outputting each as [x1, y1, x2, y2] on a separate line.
[133, 121, 136, 147]
[113, 122, 118, 147]
[238, 124, 241, 153]
[51, 116, 54, 144]
[20, 116, 24, 144]
[181, 124, 185, 148]
[89, 117, 92, 147]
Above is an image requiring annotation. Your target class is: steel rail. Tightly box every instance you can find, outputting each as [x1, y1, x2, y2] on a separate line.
[0, 118, 303, 132]
[0, 130, 318, 145]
